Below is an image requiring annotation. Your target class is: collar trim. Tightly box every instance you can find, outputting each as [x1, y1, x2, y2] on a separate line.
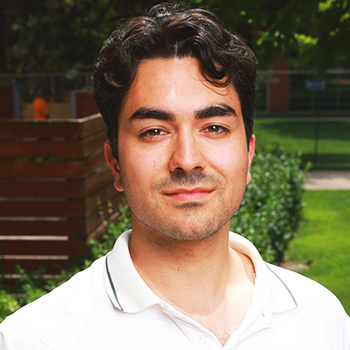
[105, 255, 124, 311]
[265, 263, 298, 307]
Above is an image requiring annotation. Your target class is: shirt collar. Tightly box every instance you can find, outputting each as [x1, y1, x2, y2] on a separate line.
[104, 230, 297, 315]
[228, 232, 297, 314]
[104, 230, 160, 313]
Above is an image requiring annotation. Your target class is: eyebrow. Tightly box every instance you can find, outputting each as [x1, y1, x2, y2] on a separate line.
[195, 104, 237, 119]
[129, 104, 237, 122]
[129, 108, 174, 121]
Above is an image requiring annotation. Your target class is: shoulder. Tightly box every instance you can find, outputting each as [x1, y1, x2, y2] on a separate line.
[266, 263, 343, 307]
[266, 263, 350, 342]
[0, 256, 107, 349]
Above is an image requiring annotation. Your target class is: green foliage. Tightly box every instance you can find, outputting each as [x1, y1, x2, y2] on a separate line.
[2, 0, 349, 73]
[1, 0, 163, 73]
[11, 267, 51, 306]
[88, 198, 131, 261]
[231, 146, 309, 263]
[0, 291, 20, 323]
[182, 0, 350, 70]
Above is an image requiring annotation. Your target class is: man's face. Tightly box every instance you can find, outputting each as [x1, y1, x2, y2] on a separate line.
[105, 57, 255, 242]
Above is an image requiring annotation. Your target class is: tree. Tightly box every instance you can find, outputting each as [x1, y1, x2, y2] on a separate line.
[1, 0, 160, 73]
[183, 0, 350, 71]
[1, 0, 349, 73]
[253, 0, 350, 70]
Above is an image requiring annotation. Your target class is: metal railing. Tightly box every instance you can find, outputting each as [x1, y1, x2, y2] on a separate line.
[256, 69, 350, 112]
[255, 115, 350, 169]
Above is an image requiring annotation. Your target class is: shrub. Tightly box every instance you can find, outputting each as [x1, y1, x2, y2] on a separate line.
[0, 291, 20, 323]
[88, 198, 132, 262]
[230, 146, 309, 263]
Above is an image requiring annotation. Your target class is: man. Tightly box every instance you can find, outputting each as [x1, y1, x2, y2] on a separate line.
[33, 86, 51, 121]
[1, 3, 349, 349]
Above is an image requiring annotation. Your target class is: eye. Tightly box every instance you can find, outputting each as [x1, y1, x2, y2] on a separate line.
[140, 128, 166, 138]
[204, 125, 230, 134]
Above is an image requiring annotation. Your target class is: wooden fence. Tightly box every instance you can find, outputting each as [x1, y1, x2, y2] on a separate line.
[0, 114, 123, 280]
[0, 87, 13, 120]
[75, 90, 99, 119]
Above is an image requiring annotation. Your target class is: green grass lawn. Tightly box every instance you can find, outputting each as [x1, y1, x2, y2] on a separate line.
[254, 116, 350, 168]
[285, 190, 350, 314]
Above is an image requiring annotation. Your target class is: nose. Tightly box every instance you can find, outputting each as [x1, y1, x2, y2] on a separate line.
[169, 132, 206, 174]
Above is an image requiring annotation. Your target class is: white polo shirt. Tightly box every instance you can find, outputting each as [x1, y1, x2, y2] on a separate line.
[1, 230, 349, 349]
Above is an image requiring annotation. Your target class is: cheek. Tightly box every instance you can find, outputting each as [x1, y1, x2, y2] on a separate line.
[121, 148, 165, 188]
[208, 142, 248, 177]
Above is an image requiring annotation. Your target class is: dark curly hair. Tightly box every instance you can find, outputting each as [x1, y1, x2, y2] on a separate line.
[93, 3, 258, 160]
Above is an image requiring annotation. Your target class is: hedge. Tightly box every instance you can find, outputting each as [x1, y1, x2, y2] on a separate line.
[231, 146, 309, 263]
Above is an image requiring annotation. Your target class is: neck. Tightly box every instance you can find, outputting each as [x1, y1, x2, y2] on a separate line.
[129, 220, 252, 310]
[128, 221, 255, 345]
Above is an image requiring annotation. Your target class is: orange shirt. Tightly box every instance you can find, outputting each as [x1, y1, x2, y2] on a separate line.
[33, 97, 49, 120]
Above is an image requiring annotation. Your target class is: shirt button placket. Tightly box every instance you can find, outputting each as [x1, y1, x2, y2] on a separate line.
[199, 334, 209, 346]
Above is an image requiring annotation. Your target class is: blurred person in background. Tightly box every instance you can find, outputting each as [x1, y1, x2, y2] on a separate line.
[33, 85, 51, 120]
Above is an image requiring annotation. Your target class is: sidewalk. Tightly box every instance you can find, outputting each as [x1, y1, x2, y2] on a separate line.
[305, 170, 350, 190]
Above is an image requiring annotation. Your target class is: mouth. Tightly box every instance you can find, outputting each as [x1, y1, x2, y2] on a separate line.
[164, 187, 214, 202]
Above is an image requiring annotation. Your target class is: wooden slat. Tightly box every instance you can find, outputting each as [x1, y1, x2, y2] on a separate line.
[0, 188, 120, 218]
[76, 92, 99, 119]
[0, 131, 105, 159]
[83, 131, 106, 157]
[0, 139, 84, 158]
[0, 86, 12, 96]
[0, 107, 12, 115]
[0, 121, 83, 139]
[0, 220, 86, 237]
[87, 210, 120, 242]
[1, 259, 70, 274]
[85, 195, 123, 234]
[0, 115, 12, 120]
[81, 114, 105, 137]
[85, 183, 122, 216]
[0, 166, 113, 198]
[84, 165, 114, 196]
[0, 159, 83, 178]
[84, 149, 107, 177]
[0, 96, 12, 103]
[0, 199, 85, 217]
[0, 196, 122, 237]
[0, 114, 104, 139]
[0, 179, 85, 198]
[0, 149, 105, 178]
[0, 240, 87, 256]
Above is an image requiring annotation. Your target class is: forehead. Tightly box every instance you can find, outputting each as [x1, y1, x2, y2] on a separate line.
[120, 57, 242, 118]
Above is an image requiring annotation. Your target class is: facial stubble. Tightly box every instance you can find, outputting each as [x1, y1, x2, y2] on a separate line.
[120, 168, 247, 242]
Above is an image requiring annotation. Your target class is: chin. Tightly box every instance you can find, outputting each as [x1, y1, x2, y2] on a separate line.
[159, 220, 227, 242]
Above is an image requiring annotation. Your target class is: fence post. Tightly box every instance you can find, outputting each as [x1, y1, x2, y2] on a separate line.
[70, 91, 77, 119]
[314, 115, 320, 165]
[12, 84, 20, 120]
[268, 55, 290, 112]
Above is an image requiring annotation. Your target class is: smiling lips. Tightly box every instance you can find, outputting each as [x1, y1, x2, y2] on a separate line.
[164, 187, 214, 202]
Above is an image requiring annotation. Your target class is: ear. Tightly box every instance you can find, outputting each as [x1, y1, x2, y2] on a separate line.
[104, 141, 124, 192]
[246, 135, 255, 185]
